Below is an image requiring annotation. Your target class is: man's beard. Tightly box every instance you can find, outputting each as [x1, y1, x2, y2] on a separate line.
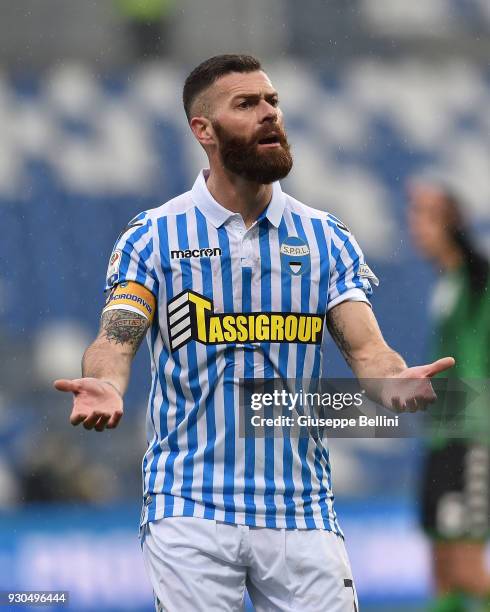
[212, 121, 293, 184]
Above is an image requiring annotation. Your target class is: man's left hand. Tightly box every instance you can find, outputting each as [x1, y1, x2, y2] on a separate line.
[381, 357, 456, 413]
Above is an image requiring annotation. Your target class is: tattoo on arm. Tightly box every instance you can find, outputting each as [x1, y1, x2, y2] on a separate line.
[326, 309, 354, 367]
[100, 310, 149, 353]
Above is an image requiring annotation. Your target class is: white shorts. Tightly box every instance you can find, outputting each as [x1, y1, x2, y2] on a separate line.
[141, 516, 359, 612]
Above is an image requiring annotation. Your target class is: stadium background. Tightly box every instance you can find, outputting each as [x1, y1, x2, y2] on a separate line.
[0, 1, 489, 610]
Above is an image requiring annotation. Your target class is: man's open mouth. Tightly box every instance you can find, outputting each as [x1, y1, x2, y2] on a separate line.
[258, 135, 281, 145]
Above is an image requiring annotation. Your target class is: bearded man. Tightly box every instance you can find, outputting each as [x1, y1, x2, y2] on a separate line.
[55, 54, 454, 611]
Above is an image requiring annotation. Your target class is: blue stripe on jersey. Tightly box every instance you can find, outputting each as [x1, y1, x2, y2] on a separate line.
[258, 221, 273, 379]
[118, 222, 152, 282]
[126, 210, 148, 228]
[327, 218, 349, 242]
[292, 214, 318, 529]
[176, 211, 201, 518]
[135, 237, 157, 292]
[259, 220, 277, 527]
[277, 218, 297, 528]
[311, 218, 338, 530]
[327, 219, 363, 292]
[329, 241, 346, 293]
[159, 216, 186, 519]
[277, 219, 292, 379]
[217, 226, 236, 523]
[142, 316, 163, 507]
[111, 211, 148, 253]
[195, 208, 218, 520]
[311, 218, 331, 379]
[147, 216, 172, 522]
[292, 214, 318, 452]
[277, 216, 315, 529]
[322, 446, 340, 533]
[342, 236, 364, 289]
[291, 213, 311, 381]
[312, 446, 331, 530]
[242, 265, 256, 526]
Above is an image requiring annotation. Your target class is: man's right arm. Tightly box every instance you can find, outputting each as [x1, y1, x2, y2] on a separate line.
[82, 308, 149, 396]
[54, 284, 154, 432]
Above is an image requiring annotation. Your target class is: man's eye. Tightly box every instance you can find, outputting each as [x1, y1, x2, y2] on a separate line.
[238, 101, 251, 108]
[270, 98, 279, 106]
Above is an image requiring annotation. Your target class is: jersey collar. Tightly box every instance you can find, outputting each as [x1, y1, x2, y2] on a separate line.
[191, 169, 285, 228]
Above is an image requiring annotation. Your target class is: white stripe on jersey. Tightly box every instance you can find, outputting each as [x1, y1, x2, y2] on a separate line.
[105, 170, 373, 534]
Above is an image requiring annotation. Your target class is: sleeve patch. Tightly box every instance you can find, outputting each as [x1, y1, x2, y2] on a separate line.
[103, 281, 156, 322]
[358, 263, 379, 287]
[106, 249, 123, 288]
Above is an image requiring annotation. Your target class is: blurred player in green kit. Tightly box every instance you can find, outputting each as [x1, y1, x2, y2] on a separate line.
[408, 181, 490, 612]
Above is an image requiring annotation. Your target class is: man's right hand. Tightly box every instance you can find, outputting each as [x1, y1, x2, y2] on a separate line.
[54, 378, 124, 431]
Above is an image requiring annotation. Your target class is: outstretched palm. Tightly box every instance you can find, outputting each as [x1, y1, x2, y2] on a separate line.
[381, 357, 455, 413]
[54, 378, 124, 431]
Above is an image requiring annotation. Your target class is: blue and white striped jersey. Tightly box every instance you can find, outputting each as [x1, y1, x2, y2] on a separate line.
[105, 170, 373, 533]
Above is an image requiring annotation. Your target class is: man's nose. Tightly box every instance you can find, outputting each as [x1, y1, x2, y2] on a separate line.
[258, 100, 278, 123]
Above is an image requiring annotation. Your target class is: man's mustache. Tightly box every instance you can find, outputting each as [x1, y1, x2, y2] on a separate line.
[253, 126, 288, 146]
[215, 123, 289, 149]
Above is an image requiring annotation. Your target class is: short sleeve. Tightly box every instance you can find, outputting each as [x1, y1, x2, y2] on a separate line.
[104, 212, 158, 297]
[326, 216, 375, 312]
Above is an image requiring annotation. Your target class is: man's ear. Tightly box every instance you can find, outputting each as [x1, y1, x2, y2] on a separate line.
[190, 116, 215, 147]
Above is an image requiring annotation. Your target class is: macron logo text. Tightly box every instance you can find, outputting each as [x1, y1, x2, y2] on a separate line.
[171, 247, 222, 260]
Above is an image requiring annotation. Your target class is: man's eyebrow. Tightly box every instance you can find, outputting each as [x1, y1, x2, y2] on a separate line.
[231, 91, 279, 101]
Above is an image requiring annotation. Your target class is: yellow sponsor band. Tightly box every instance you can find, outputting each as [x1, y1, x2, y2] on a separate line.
[103, 281, 156, 323]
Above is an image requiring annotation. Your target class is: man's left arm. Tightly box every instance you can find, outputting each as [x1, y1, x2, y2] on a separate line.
[326, 300, 455, 412]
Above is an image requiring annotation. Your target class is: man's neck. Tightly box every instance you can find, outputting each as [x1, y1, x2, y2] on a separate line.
[205, 166, 273, 228]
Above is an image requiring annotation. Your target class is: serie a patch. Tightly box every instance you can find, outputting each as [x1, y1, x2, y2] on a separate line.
[103, 281, 156, 322]
[106, 249, 122, 288]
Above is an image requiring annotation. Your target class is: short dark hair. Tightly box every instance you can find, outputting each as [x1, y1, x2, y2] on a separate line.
[183, 54, 262, 121]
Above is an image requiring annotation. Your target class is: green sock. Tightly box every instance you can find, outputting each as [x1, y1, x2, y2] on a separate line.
[428, 593, 466, 612]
